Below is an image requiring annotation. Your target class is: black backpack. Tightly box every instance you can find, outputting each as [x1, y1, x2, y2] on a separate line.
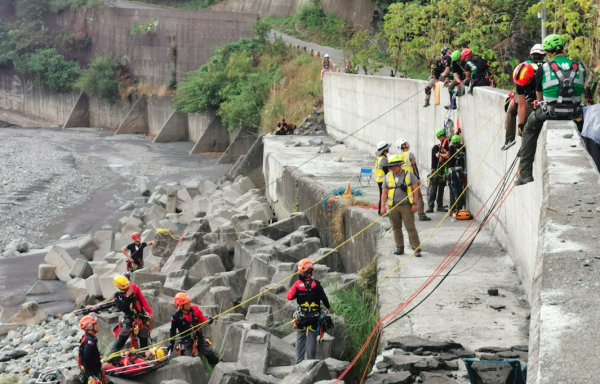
[470, 56, 489, 79]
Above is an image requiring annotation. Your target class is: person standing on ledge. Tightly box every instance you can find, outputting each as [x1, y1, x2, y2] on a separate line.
[515, 34, 586, 186]
[380, 155, 422, 256]
[121, 232, 156, 273]
[375, 141, 391, 216]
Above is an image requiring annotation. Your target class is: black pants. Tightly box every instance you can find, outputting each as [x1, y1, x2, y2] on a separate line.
[429, 175, 445, 209]
[449, 168, 465, 211]
[110, 318, 149, 354]
[377, 182, 383, 214]
[179, 337, 219, 367]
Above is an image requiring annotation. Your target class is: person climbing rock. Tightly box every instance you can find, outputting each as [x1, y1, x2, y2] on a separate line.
[375, 141, 391, 215]
[167, 292, 218, 367]
[121, 232, 156, 273]
[424, 46, 452, 107]
[108, 275, 154, 355]
[396, 138, 430, 221]
[380, 154, 422, 256]
[287, 259, 333, 363]
[78, 315, 109, 384]
[502, 44, 546, 151]
[428, 129, 449, 213]
[515, 34, 586, 186]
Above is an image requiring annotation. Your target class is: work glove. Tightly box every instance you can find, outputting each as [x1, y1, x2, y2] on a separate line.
[208, 317, 214, 325]
[167, 344, 174, 354]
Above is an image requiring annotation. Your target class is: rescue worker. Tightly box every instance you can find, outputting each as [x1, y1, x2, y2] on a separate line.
[287, 259, 333, 363]
[121, 232, 156, 273]
[380, 155, 422, 256]
[515, 34, 586, 186]
[108, 275, 154, 355]
[375, 141, 391, 215]
[321, 54, 331, 81]
[446, 50, 466, 110]
[78, 315, 109, 384]
[396, 138, 430, 221]
[428, 129, 449, 213]
[448, 132, 466, 213]
[167, 292, 218, 367]
[462, 48, 491, 93]
[502, 44, 546, 151]
[424, 47, 452, 107]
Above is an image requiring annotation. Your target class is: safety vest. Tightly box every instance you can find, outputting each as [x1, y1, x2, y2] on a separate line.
[375, 155, 387, 183]
[386, 171, 413, 207]
[541, 58, 585, 104]
[399, 151, 414, 173]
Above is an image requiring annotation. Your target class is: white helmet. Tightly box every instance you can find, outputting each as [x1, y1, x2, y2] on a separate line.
[324, 54, 329, 58]
[530, 44, 545, 56]
[376, 141, 389, 151]
[396, 138, 407, 149]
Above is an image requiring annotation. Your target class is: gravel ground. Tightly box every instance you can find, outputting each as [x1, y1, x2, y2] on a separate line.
[0, 127, 230, 251]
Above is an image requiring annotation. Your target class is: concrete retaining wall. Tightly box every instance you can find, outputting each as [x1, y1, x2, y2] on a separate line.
[44, 7, 256, 84]
[0, 70, 78, 125]
[324, 73, 539, 300]
[322, 72, 600, 384]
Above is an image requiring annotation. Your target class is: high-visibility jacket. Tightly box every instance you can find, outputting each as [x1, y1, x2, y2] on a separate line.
[399, 151, 414, 173]
[386, 171, 414, 207]
[375, 155, 387, 183]
[541, 58, 585, 104]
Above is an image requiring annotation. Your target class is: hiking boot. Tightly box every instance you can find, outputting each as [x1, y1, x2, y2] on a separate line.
[514, 175, 534, 186]
[425, 207, 434, 213]
[501, 140, 516, 151]
[393, 246, 404, 255]
[414, 249, 422, 257]
[423, 99, 430, 108]
[444, 104, 457, 110]
[436, 207, 448, 212]
[419, 215, 431, 221]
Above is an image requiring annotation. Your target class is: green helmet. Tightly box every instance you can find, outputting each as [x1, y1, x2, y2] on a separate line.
[435, 129, 446, 138]
[451, 50, 461, 62]
[543, 34, 564, 52]
[451, 135, 461, 144]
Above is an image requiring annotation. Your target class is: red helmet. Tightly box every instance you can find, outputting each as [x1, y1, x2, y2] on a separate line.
[460, 48, 472, 61]
[79, 315, 97, 330]
[174, 292, 190, 307]
[512, 62, 535, 86]
[131, 232, 141, 240]
[297, 259, 315, 273]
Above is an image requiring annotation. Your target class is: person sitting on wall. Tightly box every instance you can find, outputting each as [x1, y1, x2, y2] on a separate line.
[275, 119, 289, 135]
[321, 54, 331, 81]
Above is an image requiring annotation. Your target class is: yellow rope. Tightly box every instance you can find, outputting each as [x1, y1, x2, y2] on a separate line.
[106, 101, 508, 359]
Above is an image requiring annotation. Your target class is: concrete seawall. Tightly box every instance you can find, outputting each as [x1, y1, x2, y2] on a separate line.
[321, 72, 600, 383]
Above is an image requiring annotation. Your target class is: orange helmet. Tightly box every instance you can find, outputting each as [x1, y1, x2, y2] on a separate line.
[174, 292, 190, 307]
[79, 315, 97, 330]
[512, 62, 535, 86]
[297, 259, 314, 273]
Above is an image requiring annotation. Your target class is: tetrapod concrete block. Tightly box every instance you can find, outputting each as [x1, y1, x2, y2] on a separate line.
[78, 234, 100, 261]
[38, 264, 58, 280]
[26, 280, 53, 295]
[44, 246, 75, 281]
[70, 258, 94, 279]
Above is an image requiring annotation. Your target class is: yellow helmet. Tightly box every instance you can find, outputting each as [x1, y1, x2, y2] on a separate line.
[387, 154, 405, 166]
[150, 347, 165, 360]
[113, 275, 130, 290]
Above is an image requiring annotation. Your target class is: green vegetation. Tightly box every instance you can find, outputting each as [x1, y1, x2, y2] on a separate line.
[22, 48, 80, 91]
[331, 282, 378, 379]
[75, 56, 126, 104]
[0, 373, 26, 384]
[131, 17, 158, 36]
[48, 0, 103, 12]
[264, 1, 352, 49]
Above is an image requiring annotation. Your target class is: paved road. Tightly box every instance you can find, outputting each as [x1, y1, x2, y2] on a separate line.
[269, 31, 394, 77]
[113, 0, 166, 9]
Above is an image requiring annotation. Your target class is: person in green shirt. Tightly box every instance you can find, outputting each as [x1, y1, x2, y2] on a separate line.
[515, 34, 586, 186]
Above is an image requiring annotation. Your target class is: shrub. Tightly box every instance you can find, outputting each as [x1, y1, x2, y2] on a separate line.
[49, 0, 103, 12]
[131, 18, 158, 36]
[75, 55, 123, 104]
[0, 373, 27, 384]
[24, 48, 80, 91]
